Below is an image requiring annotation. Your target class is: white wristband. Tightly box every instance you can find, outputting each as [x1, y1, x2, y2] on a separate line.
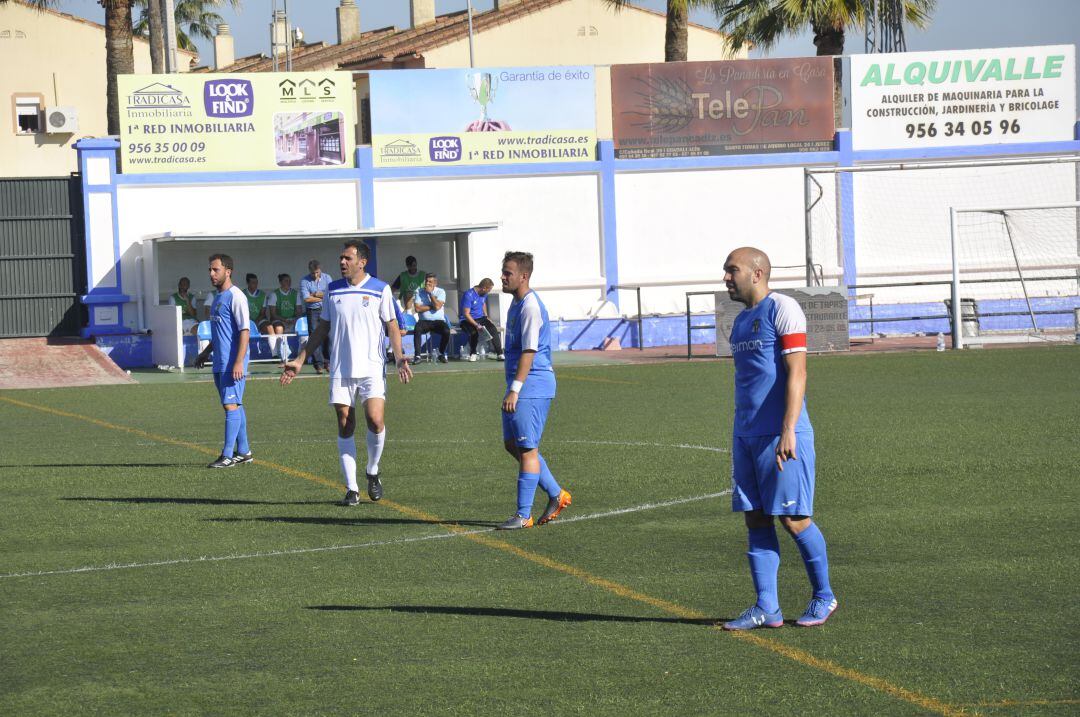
[510, 380, 524, 393]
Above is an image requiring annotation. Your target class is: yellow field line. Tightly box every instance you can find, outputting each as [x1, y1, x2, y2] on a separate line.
[957, 699, 1079, 708]
[1, 394, 971, 716]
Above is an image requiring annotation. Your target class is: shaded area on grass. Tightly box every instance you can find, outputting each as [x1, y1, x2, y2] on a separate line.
[207, 515, 497, 528]
[62, 496, 330, 506]
[306, 604, 719, 626]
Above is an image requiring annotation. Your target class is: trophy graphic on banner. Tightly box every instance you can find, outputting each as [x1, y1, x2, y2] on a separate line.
[465, 71, 511, 132]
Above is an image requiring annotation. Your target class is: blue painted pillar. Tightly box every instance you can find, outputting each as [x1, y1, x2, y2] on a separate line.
[836, 130, 857, 297]
[356, 145, 378, 277]
[76, 138, 131, 337]
[598, 140, 619, 310]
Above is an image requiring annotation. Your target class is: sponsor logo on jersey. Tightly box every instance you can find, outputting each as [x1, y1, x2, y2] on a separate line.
[730, 339, 764, 353]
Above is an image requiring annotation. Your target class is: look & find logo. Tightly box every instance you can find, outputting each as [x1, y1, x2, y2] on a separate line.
[429, 136, 462, 162]
[204, 79, 254, 117]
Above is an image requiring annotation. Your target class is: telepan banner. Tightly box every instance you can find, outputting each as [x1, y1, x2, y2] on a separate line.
[850, 45, 1076, 151]
[369, 66, 597, 167]
[611, 57, 836, 158]
[117, 72, 356, 173]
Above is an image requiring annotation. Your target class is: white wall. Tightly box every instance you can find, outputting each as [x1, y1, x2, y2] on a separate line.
[374, 174, 605, 319]
[615, 166, 809, 314]
[116, 180, 360, 329]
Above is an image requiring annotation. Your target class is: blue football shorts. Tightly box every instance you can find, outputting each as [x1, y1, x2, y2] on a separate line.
[731, 432, 816, 516]
[502, 397, 552, 450]
[214, 371, 246, 406]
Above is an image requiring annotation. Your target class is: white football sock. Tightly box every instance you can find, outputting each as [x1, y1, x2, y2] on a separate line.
[338, 435, 358, 492]
[366, 428, 385, 475]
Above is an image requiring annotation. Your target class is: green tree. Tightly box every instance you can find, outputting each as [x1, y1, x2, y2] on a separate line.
[4, 0, 134, 135]
[133, 0, 241, 53]
[712, 0, 935, 57]
[712, 0, 935, 122]
[604, 0, 719, 62]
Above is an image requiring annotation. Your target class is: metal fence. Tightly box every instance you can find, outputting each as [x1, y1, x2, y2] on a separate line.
[0, 176, 86, 338]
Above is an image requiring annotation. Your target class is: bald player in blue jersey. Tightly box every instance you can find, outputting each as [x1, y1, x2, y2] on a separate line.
[194, 253, 253, 469]
[720, 247, 837, 630]
[496, 251, 572, 530]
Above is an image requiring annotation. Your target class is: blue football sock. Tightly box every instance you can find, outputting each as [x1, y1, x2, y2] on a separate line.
[747, 526, 781, 613]
[235, 406, 250, 456]
[793, 522, 834, 601]
[537, 454, 561, 498]
[516, 471, 541, 518]
[222, 408, 242, 457]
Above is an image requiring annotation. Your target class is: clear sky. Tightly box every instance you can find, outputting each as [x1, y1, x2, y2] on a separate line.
[50, 0, 1080, 67]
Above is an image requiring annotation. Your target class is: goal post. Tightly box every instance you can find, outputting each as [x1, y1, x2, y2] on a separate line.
[805, 156, 1080, 344]
[950, 201, 1080, 349]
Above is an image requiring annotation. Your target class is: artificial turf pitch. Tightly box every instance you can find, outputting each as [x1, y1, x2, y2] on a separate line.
[1, 346, 1077, 716]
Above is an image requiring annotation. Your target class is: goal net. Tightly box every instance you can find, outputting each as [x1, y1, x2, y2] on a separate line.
[951, 202, 1080, 345]
[806, 156, 1080, 340]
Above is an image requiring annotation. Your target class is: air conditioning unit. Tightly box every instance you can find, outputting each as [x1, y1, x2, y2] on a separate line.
[45, 106, 78, 134]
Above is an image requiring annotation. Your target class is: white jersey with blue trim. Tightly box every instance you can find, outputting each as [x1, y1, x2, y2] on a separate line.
[730, 292, 811, 437]
[210, 285, 250, 373]
[324, 275, 395, 380]
[505, 290, 555, 399]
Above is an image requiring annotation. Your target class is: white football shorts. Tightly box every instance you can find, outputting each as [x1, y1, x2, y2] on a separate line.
[328, 375, 386, 406]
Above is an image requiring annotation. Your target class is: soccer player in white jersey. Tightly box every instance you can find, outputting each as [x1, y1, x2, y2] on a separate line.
[496, 251, 571, 530]
[720, 247, 837, 630]
[280, 240, 412, 505]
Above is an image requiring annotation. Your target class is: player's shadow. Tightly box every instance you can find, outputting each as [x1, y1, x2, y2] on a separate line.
[306, 605, 715, 626]
[206, 515, 498, 527]
[1, 462, 202, 469]
[62, 497, 329, 506]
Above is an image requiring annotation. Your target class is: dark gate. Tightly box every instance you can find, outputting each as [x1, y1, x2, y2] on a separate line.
[0, 177, 86, 337]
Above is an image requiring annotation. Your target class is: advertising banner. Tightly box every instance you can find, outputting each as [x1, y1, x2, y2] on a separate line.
[851, 45, 1076, 151]
[369, 66, 596, 167]
[611, 57, 836, 158]
[117, 72, 356, 173]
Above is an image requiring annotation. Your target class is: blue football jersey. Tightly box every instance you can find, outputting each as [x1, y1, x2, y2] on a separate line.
[730, 292, 811, 437]
[211, 285, 250, 373]
[505, 290, 555, 399]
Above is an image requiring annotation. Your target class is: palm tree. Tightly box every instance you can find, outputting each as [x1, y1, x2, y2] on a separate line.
[711, 0, 935, 122]
[3, 0, 134, 135]
[604, 0, 718, 62]
[711, 0, 935, 57]
[133, 0, 241, 53]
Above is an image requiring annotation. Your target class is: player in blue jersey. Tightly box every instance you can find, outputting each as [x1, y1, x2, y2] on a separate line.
[194, 254, 253, 469]
[720, 247, 837, 630]
[281, 240, 412, 505]
[496, 251, 571, 530]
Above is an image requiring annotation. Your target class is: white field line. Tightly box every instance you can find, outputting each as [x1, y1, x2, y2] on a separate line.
[128, 437, 731, 453]
[0, 490, 730, 580]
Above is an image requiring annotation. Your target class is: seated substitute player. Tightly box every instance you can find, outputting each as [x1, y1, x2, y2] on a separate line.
[720, 247, 837, 630]
[266, 273, 304, 360]
[496, 251, 571, 530]
[244, 273, 271, 333]
[412, 273, 451, 363]
[168, 276, 200, 335]
[280, 240, 412, 505]
[459, 278, 504, 361]
[194, 254, 253, 469]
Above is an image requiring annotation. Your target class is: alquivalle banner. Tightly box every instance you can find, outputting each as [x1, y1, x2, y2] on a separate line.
[117, 72, 356, 173]
[850, 45, 1075, 151]
[369, 66, 596, 167]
